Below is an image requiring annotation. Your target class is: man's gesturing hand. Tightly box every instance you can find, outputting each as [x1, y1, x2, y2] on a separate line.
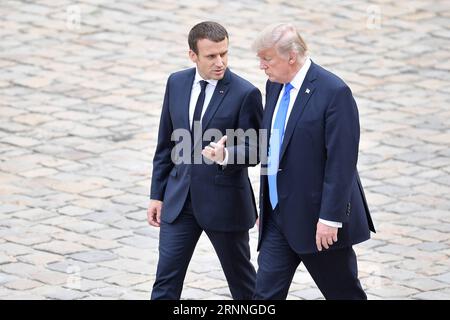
[147, 200, 163, 227]
[316, 221, 338, 251]
[202, 135, 227, 163]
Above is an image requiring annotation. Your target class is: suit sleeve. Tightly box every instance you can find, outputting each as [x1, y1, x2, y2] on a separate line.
[223, 87, 263, 172]
[150, 76, 175, 200]
[319, 85, 360, 222]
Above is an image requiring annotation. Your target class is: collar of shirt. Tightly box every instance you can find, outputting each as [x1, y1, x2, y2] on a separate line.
[193, 69, 218, 89]
[288, 56, 311, 93]
[189, 68, 218, 127]
[271, 57, 312, 130]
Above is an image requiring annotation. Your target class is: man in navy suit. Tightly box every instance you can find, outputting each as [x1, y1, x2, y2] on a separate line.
[252, 23, 375, 300]
[147, 21, 263, 299]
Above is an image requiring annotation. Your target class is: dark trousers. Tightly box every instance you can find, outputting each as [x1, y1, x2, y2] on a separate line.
[254, 207, 366, 300]
[151, 195, 256, 300]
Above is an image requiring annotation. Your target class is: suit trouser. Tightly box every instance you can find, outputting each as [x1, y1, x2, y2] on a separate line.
[151, 195, 256, 300]
[254, 206, 366, 300]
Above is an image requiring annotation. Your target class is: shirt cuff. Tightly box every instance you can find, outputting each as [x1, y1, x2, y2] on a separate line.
[319, 218, 342, 228]
[216, 147, 228, 166]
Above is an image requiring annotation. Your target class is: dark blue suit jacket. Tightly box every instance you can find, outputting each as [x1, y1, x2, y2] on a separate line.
[151, 68, 263, 232]
[258, 61, 375, 254]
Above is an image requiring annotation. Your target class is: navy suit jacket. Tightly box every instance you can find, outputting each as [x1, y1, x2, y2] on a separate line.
[258, 61, 375, 254]
[151, 68, 263, 232]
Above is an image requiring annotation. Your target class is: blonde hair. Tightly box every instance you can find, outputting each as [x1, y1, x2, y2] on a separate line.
[252, 23, 308, 60]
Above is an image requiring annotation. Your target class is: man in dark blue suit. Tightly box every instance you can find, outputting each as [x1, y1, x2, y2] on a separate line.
[252, 23, 376, 300]
[147, 21, 263, 299]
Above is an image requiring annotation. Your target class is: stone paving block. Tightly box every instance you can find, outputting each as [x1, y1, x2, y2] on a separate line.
[29, 270, 69, 286]
[104, 273, 149, 287]
[185, 278, 229, 291]
[12, 208, 58, 221]
[35, 240, 90, 255]
[42, 287, 89, 300]
[89, 286, 128, 298]
[0, 262, 40, 276]
[3, 233, 52, 246]
[412, 290, 450, 300]
[58, 205, 93, 217]
[59, 220, 107, 234]
[82, 211, 124, 224]
[4, 279, 43, 290]
[118, 235, 153, 249]
[180, 287, 212, 300]
[410, 229, 449, 242]
[70, 250, 118, 263]
[79, 267, 123, 281]
[46, 260, 92, 274]
[113, 246, 155, 261]
[414, 242, 448, 252]
[290, 287, 324, 300]
[0, 242, 33, 256]
[18, 251, 63, 266]
[0, 273, 20, 286]
[1, 136, 41, 147]
[417, 264, 450, 278]
[367, 284, 420, 298]
[90, 229, 134, 241]
[404, 278, 448, 292]
[0, 253, 17, 265]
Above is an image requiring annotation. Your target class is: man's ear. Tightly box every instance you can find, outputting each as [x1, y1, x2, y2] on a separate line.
[288, 51, 297, 64]
[189, 49, 198, 63]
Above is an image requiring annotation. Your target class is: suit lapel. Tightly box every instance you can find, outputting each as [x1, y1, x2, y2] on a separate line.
[178, 68, 195, 131]
[263, 82, 283, 134]
[201, 69, 231, 132]
[192, 68, 231, 150]
[279, 63, 318, 161]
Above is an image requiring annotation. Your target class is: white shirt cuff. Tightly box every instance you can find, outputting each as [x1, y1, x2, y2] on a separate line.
[319, 218, 342, 228]
[216, 148, 228, 166]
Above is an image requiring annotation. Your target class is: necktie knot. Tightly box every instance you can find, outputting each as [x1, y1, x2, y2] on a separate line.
[199, 80, 208, 92]
[284, 82, 294, 94]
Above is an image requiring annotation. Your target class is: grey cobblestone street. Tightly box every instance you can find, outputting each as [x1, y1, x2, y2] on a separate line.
[0, 0, 449, 299]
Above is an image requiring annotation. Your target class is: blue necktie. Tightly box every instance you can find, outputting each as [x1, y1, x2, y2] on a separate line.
[268, 83, 294, 209]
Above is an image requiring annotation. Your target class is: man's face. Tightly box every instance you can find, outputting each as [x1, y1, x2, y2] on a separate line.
[190, 38, 228, 80]
[257, 47, 291, 83]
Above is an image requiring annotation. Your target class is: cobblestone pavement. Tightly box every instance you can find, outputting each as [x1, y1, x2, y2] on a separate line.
[0, 0, 449, 300]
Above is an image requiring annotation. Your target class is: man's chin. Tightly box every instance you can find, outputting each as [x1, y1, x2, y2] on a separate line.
[211, 71, 225, 79]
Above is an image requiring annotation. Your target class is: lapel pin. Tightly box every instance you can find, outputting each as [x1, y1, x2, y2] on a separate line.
[305, 88, 310, 94]
[219, 90, 224, 94]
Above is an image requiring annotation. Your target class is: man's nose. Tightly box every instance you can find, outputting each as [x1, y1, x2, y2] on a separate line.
[259, 60, 267, 70]
[215, 56, 224, 67]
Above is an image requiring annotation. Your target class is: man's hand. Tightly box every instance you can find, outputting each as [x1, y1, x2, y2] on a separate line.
[202, 135, 227, 163]
[147, 200, 163, 227]
[316, 221, 338, 251]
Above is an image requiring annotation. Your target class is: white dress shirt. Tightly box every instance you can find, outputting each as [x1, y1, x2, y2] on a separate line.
[270, 57, 342, 228]
[189, 69, 218, 128]
[190, 69, 229, 165]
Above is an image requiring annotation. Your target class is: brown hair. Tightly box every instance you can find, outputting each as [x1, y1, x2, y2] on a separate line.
[188, 21, 229, 55]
